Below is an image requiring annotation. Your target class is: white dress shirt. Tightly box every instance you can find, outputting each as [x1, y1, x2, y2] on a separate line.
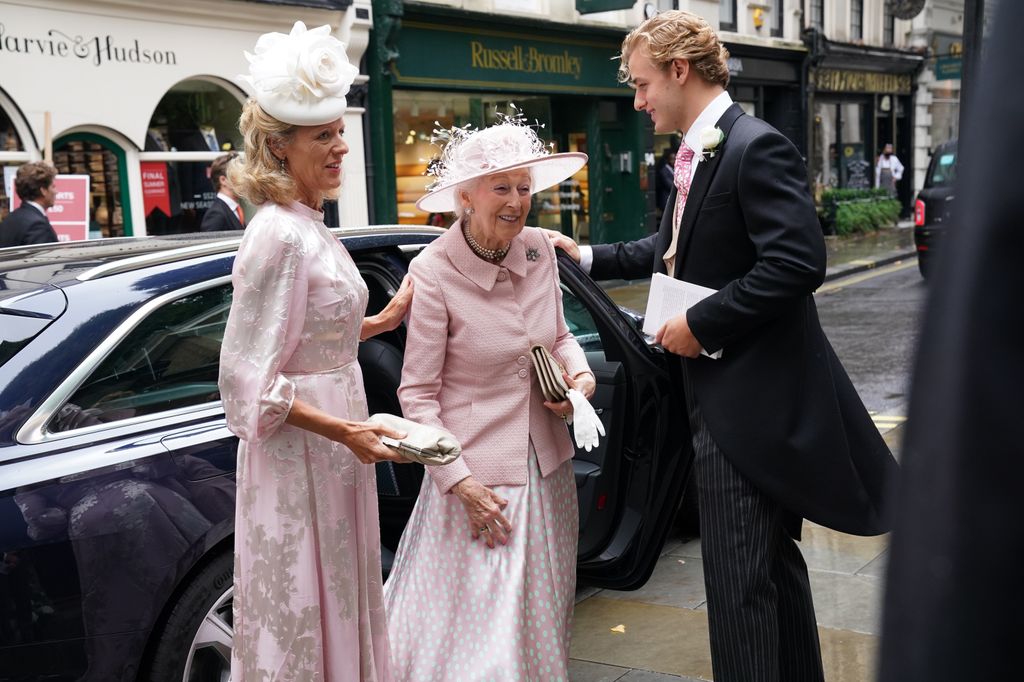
[579, 90, 735, 274]
[218, 192, 241, 217]
[875, 154, 904, 187]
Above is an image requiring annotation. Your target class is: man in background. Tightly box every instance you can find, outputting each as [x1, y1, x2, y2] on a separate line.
[199, 153, 245, 232]
[0, 162, 59, 247]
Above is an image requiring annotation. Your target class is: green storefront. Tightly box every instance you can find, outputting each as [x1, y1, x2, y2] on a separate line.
[368, 2, 650, 245]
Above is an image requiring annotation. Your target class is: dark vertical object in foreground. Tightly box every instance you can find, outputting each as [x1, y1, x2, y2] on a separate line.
[877, 2, 1024, 680]
[957, 0, 985, 156]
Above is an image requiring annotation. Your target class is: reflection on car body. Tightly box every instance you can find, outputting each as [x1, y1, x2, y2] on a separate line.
[0, 227, 691, 681]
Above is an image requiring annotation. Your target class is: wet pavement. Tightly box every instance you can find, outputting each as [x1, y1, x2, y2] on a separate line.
[568, 224, 918, 681]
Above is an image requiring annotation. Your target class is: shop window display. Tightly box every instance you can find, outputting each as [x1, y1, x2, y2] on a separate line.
[0, 107, 27, 222]
[393, 91, 588, 235]
[142, 79, 245, 235]
[52, 139, 125, 238]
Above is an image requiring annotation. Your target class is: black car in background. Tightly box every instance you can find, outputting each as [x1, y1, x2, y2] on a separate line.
[0, 228, 691, 681]
[914, 138, 958, 278]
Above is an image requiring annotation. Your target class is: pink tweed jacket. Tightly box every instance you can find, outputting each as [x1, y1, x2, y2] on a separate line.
[398, 222, 591, 494]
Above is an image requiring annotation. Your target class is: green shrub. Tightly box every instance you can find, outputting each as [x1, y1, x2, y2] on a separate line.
[822, 188, 899, 235]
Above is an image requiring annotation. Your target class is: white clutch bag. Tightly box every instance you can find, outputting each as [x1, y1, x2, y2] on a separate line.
[530, 345, 569, 402]
[369, 413, 462, 466]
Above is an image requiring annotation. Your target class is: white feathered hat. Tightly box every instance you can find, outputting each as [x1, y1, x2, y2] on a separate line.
[416, 114, 587, 214]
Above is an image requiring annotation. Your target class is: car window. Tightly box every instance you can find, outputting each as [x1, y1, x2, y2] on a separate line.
[0, 315, 51, 368]
[50, 284, 232, 432]
[560, 284, 603, 352]
[929, 148, 957, 187]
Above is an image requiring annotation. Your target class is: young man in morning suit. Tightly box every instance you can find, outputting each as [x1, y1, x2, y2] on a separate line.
[0, 162, 59, 248]
[548, 11, 898, 682]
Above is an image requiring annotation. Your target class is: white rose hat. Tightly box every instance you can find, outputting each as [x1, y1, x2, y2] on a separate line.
[240, 21, 359, 126]
[416, 117, 588, 214]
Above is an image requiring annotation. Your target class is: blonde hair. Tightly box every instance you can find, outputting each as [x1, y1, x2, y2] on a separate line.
[229, 99, 298, 206]
[618, 10, 730, 88]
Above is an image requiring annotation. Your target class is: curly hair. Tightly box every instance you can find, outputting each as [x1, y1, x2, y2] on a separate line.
[228, 99, 298, 206]
[618, 10, 730, 88]
[14, 161, 57, 202]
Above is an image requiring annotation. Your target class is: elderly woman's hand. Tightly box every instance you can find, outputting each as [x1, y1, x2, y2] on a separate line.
[543, 371, 596, 420]
[360, 276, 414, 340]
[452, 477, 512, 549]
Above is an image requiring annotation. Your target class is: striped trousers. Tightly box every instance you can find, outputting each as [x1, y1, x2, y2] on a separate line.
[686, 371, 825, 682]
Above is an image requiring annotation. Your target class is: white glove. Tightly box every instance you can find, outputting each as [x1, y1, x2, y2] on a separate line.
[566, 388, 605, 452]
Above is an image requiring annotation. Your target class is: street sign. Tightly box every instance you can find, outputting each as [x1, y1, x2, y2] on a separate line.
[935, 56, 962, 80]
[9, 174, 90, 242]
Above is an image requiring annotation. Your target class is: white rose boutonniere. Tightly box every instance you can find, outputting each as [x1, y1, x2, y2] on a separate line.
[241, 21, 359, 126]
[699, 126, 725, 161]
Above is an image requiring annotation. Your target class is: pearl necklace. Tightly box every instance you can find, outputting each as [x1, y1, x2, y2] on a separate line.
[463, 223, 509, 262]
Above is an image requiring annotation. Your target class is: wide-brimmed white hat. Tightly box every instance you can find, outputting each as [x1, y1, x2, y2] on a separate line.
[240, 21, 359, 126]
[416, 120, 588, 214]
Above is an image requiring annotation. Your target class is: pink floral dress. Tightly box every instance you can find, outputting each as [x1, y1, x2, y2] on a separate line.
[219, 201, 391, 681]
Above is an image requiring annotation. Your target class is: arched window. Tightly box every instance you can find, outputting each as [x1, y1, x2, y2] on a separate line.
[0, 98, 33, 223]
[140, 78, 246, 235]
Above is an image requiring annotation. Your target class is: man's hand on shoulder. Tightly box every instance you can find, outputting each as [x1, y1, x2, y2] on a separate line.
[655, 313, 703, 358]
[542, 228, 581, 263]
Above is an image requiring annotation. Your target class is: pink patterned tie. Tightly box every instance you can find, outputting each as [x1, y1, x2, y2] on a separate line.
[664, 144, 696, 274]
[672, 144, 696, 229]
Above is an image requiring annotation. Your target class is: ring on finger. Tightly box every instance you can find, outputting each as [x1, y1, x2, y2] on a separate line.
[479, 526, 490, 533]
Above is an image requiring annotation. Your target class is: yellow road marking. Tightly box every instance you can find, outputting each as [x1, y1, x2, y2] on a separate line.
[816, 260, 915, 295]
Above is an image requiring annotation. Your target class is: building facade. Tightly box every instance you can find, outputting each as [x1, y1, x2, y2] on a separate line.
[802, 0, 923, 213]
[0, 0, 373, 237]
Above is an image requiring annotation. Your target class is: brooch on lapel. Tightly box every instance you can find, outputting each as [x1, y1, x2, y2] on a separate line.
[526, 247, 540, 262]
[699, 126, 725, 162]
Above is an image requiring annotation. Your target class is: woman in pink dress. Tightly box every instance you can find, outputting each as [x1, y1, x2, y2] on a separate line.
[383, 119, 605, 681]
[218, 22, 411, 680]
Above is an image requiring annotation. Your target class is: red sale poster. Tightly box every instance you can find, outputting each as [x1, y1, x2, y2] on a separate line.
[10, 174, 90, 242]
[140, 162, 171, 217]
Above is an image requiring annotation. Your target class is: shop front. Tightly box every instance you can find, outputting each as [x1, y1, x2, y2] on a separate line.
[808, 44, 922, 213]
[0, 0, 372, 238]
[723, 41, 806, 154]
[368, 5, 648, 245]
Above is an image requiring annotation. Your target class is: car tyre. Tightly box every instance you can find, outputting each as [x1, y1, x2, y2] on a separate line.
[917, 255, 930, 280]
[146, 550, 234, 682]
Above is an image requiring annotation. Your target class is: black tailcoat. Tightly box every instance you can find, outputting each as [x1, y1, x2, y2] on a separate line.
[0, 205, 58, 248]
[199, 197, 244, 232]
[592, 105, 897, 536]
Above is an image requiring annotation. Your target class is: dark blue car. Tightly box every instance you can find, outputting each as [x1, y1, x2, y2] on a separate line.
[0, 227, 690, 681]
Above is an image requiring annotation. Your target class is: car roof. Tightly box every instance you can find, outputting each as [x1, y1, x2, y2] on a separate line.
[0, 225, 443, 288]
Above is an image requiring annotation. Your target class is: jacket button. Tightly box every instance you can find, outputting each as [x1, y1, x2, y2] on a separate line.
[497, 270, 508, 282]
[517, 355, 527, 365]
[518, 368, 528, 378]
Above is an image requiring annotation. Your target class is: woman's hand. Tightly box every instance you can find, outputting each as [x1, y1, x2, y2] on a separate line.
[286, 399, 408, 464]
[335, 420, 410, 464]
[452, 477, 512, 549]
[361, 276, 414, 340]
[543, 371, 596, 419]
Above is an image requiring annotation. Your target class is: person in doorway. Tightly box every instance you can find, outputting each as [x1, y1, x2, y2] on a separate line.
[875, 142, 904, 196]
[200, 152, 245, 231]
[654, 142, 679, 217]
[0, 162, 59, 247]
[546, 11, 898, 682]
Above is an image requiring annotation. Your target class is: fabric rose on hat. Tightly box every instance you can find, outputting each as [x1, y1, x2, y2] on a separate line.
[241, 21, 359, 126]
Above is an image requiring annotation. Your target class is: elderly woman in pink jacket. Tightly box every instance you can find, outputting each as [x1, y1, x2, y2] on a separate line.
[383, 118, 604, 681]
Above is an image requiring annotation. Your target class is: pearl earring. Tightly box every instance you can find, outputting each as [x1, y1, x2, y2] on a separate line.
[464, 206, 475, 217]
